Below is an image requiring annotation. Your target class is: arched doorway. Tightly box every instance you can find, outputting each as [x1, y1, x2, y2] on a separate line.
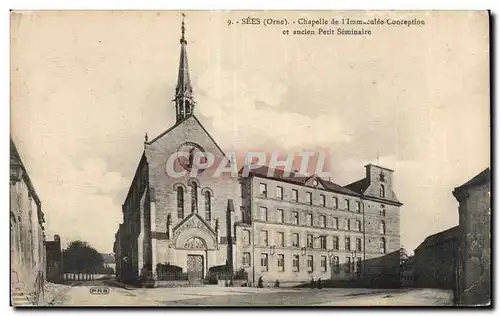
[184, 237, 206, 284]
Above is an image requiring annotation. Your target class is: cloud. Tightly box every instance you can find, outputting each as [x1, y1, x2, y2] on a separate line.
[13, 135, 128, 252]
[196, 66, 352, 151]
[39, 157, 127, 252]
[10, 11, 490, 255]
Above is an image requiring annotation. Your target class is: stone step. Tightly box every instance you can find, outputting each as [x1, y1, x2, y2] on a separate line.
[13, 303, 32, 306]
[12, 297, 34, 306]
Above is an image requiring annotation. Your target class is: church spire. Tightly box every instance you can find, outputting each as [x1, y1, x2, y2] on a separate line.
[174, 13, 194, 123]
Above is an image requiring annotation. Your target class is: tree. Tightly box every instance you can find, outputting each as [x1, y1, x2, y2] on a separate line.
[62, 240, 104, 273]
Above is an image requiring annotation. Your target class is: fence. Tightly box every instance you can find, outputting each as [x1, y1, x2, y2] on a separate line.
[157, 271, 189, 281]
[62, 273, 97, 281]
[155, 270, 248, 286]
[157, 271, 205, 282]
[215, 270, 248, 281]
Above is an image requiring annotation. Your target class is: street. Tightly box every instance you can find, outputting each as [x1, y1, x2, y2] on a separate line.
[49, 281, 454, 306]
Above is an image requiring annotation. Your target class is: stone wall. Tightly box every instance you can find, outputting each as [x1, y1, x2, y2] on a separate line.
[412, 238, 458, 289]
[145, 116, 241, 275]
[236, 174, 401, 286]
[456, 180, 491, 305]
[10, 139, 46, 303]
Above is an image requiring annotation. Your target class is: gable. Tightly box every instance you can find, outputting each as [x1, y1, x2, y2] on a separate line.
[148, 115, 225, 156]
[173, 212, 216, 235]
[144, 114, 242, 237]
[145, 115, 228, 174]
[304, 176, 326, 190]
[364, 182, 401, 204]
[172, 213, 217, 250]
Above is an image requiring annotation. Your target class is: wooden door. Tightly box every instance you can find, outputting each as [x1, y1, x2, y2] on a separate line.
[187, 255, 204, 284]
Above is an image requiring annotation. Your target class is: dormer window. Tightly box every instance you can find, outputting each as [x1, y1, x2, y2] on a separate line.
[380, 184, 385, 198]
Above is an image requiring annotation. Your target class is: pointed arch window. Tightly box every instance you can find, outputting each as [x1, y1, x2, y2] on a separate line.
[177, 187, 184, 219]
[380, 184, 385, 198]
[204, 191, 211, 221]
[191, 182, 198, 214]
[178, 100, 185, 117]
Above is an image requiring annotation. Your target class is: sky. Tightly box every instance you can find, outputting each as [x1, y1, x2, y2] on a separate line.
[10, 11, 490, 253]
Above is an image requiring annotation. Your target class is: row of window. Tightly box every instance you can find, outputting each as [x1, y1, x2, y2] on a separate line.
[174, 183, 387, 225]
[176, 185, 212, 221]
[259, 183, 362, 211]
[258, 207, 387, 235]
[242, 253, 363, 274]
[258, 206, 363, 231]
[259, 183, 388, 205]
[254, 230, 364, 251]
[240, 229, 388, 253]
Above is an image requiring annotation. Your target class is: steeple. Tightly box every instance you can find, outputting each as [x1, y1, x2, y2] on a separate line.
[174, 13, 195, 123]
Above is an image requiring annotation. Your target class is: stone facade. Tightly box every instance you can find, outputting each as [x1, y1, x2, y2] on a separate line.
[453, 168, 491, 305]
[115, 21, 402, 287]
[10, 139, 46, 304]
[116, 116, 242, 285]
[236, 165, 402, 286]
[113, 224, 124, 281]
[411, 226, 459, 289]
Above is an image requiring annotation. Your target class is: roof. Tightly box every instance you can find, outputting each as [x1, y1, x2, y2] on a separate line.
[123, 152, 147, 207]
[242, 165, 361, 197]
[345, 178, 369, 194]
[415, 225, 459, 252]
[175, 27, 193, 99]
[101, 253, 115, 264]
[345, 174, 403, 206]
[147, 115, 227, 159]
[318, 177, 361, 197]
[454, 168, 490, 192]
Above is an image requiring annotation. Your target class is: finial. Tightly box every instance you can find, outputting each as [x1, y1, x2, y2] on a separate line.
[144, 133, 148, 142]
[180, 13, 187, 44]
[376, 150, 380, 165]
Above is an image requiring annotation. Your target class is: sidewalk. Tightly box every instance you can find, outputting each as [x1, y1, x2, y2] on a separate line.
[44, 282, 72, 306]
[315, 288, 453, 306]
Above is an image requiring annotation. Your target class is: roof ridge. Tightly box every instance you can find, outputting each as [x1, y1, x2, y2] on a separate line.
[244, 164, 361, 196]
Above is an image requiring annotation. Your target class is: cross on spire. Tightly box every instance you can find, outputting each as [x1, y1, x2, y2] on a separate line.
[174, 12, 195, 123]
[180, 13, 186, 44]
